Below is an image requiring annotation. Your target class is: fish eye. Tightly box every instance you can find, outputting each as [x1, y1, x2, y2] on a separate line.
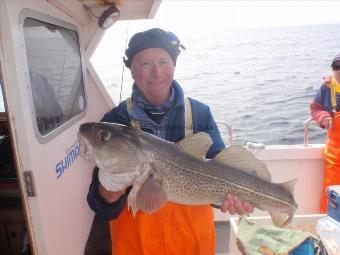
[98, 131, 111, 143]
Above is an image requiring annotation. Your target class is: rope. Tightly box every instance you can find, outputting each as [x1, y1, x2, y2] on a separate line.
[119, 22, 130, 104]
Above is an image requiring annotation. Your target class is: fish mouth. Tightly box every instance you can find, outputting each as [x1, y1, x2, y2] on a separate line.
[77, 132, 95, 162]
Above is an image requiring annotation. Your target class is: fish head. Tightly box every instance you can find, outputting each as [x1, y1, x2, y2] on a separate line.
[77, 122, 146, 173]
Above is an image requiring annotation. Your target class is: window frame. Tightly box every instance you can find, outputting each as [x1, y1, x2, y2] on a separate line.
[19, 8, 87, 144]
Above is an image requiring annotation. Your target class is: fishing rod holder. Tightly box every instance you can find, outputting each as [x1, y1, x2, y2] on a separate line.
[304, 117, 315, 147]
[216, 121, 233, 146]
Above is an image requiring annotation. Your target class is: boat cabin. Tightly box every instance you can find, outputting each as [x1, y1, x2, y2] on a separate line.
[0, 0, 160, 254]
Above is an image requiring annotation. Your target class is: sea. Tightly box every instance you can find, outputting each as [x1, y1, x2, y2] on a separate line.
[91, 23, 340, 146]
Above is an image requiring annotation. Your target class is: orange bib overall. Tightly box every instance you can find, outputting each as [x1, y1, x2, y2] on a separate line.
[320, 112, 340, 213]
[110, 203, 215, 255]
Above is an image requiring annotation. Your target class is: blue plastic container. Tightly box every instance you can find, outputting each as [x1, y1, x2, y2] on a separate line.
[327, 185, 340, 222]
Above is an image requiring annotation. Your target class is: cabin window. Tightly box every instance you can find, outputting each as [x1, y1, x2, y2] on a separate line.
[23, 18, 86, 136]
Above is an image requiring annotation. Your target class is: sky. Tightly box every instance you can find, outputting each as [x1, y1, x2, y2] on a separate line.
[154, 1, 340, 32]
[96, 0, 340, 60]
[108, 0, 340, 39]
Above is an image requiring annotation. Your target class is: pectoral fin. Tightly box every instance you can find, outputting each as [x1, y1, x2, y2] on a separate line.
[127, 163, 167, 216]
[214, 145, 271, 182]
[136, 175, 167, 213]
[128, 163, 152, 216]
[176, 132, 213, 160]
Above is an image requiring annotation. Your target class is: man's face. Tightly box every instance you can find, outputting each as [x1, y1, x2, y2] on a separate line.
[333, 61, 340, 83]
[130, 48, 175, 105]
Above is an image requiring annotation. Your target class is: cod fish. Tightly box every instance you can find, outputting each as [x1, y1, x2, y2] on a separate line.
[78, 122, 297, 227]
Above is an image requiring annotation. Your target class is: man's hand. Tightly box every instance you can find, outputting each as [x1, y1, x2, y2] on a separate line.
[321, 116, 332, 130]
[220, 194, 253, 215]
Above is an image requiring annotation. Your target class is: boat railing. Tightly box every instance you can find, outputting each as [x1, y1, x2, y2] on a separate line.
[304, 117, 316, 147]
[217, 117, 317, 148]
[216, 121, 233, 146]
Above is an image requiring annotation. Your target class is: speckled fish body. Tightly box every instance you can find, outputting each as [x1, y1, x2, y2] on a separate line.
[78, 122, 297, 227]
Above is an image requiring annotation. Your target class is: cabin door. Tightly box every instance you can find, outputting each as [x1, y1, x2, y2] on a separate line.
[0, 2, 98, 254]
[0, 61, 31, 254]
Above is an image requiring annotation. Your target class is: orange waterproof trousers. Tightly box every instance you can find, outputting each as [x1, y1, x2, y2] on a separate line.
[109, 202, 215, 255]
[320, 112, 340, 213]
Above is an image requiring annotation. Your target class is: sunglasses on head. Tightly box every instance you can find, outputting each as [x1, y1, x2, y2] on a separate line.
[333, 65, 340, 71]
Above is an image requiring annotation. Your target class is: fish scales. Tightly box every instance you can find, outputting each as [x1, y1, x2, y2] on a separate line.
[151, 151, 294, 207]
[140, 134, 294, 207]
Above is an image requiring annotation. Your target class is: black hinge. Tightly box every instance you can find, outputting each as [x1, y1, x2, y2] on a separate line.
[23, 171, 36, 197]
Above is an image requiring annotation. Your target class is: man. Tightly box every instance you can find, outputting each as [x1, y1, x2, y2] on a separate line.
[87, 28, 253, 255]
[310, 53, 340, 213]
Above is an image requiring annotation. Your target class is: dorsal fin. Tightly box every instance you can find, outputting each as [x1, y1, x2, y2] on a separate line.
[176, 132, 212, 160]
[214, 145, 271, 181]
[280, 178, 297, 194]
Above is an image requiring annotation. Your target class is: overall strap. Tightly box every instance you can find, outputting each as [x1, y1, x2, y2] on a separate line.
[331, 82, 337, 112]
[184, 97, 193, 137]
[330, 77, 339, 112]
[126, 97, 141, 129]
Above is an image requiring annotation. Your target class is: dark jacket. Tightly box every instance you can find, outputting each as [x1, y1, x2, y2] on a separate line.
[310, 82, 340, 127]
[87, 80, 225, 220]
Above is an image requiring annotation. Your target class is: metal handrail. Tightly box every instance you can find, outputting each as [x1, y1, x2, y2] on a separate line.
[216, 121, 232, 146]
[217, 118, 316, 147]
[304, 117, 315, 147]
